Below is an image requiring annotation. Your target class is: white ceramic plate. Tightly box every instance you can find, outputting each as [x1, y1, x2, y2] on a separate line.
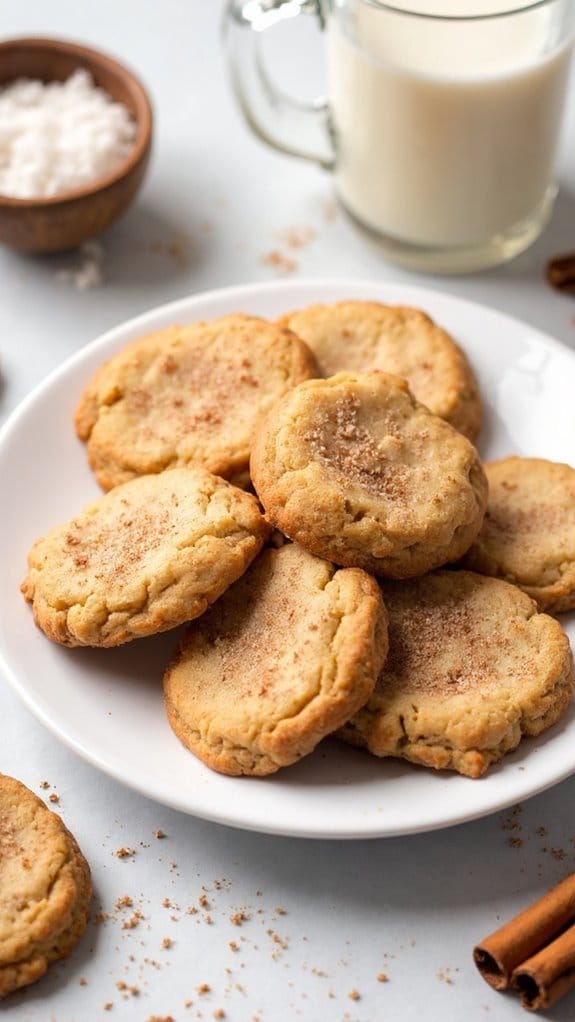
[1, 278, 574, 839]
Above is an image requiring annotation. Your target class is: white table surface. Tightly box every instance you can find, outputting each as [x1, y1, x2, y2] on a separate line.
[1, 3, 575, 1020]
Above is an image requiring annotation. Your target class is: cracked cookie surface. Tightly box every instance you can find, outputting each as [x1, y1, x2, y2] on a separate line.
[21, 467, 270, 647]
[278, 300, 482, 440]
[461, 456, 575, 613]
[163, 542, 388, 776]
[0, 774, 92, 998]
[250, 371, 488, 578]
[339, 571, 574, 778]
[75, 314, 319, 491]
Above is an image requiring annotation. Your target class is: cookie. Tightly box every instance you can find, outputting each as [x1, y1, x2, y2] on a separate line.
[278, 300, 482, 440]
[0, 774, 92, 998]
[250, 371, 488, 578]
[163, 542, 388, 776]
[75, 314, 319, 491]
[339, 571, 574, 778]
[21, 467, 270, 647]
[461, 456, 575, 613]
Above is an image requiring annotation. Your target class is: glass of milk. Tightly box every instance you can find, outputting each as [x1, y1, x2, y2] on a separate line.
[224, 0, 575, 273]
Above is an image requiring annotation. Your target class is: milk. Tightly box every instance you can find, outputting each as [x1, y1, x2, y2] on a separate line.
[326, 2, 574, 248]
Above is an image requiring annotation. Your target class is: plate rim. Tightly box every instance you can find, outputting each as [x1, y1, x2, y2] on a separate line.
[2, 275, 575, 840]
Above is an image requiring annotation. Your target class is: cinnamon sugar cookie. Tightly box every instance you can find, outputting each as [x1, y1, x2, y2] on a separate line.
[0, 774, 92, 998]
[339, 571, 574, 778]
[21, 467, 269, 647]
[278, 301, 482, 440]
[461, 456, 575, 613]
[75, 314, 318, 491]
[163, 543, 388, 776]
[250, 371, 488, 578]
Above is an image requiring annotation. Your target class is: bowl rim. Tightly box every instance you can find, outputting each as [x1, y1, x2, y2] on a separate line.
[0, 35, 153, 209]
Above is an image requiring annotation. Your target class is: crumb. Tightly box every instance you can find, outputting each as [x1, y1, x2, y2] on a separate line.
[154, 829, 167, 839]
[115, 846, 135, 859]
[377, 972, 389, 982]
[104, 1003, 113, 1011]
[437, 967, 456, 985]
[551, 847, 566, 860]
[79, 976, 88, 986]
[94, 911, 110, 924]
[230, 910, 250, 926]
[274, 907, 287, 916]
[261, 250, 297, 275]
[199, 895, 210, 909]
[147, 1017, 175, 1022]
[116, 895, 133, 909]
[508, 837, 523, 848]
[213, 1011, 225, 1020]
[536, 825, 548, 837]
[162, 937, 172, 949]
[348, 989, 361, 1001]
[48, 793, 60, 803]
[228, 941, 239, 952]
[39, 780, 50, 789]
[277, 225, 316, 250]
[197, 983, 211, 995]
[122, 911, 144, 930]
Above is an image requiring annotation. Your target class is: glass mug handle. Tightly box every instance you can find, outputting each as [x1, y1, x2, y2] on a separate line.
[223, 0, 335, 170]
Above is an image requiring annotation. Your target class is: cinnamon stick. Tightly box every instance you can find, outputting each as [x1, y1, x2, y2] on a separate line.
[473, 874, 575, 992]
[512, 924, 575, 1011]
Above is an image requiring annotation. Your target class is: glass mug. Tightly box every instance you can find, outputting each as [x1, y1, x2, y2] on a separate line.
[224, 0, 575, 273]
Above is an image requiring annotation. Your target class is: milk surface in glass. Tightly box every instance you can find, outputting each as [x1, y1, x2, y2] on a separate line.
[326, 0, 574, 247]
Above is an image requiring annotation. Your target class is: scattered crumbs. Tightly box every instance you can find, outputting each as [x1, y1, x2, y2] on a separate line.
[154, 829, 167, 839]
[276, 225, 316, 250]
[437, 966, 457, 985]
[162, 937, 172, 949]
[348, 988, 361, 1001]
[267, 929, 288, 951]
[500, 804, 523, 832]
[122, 911, 144, 930]
[197, 983, 211, 995]
[230, 910, 250, 926]
[115, 846, 135, 859]
[39, 780, 51, 789]
[149, 233, 192, 267]
[48, 793, 60, 803]
[377, 972, 389, 983]
[116, 895, 133, 910]
[261, 250, 297, 276]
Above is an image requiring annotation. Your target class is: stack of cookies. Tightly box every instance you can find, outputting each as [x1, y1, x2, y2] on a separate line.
[21, 302, 575, 780]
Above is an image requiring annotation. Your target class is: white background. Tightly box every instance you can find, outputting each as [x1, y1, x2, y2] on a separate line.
[1, 2, 575, 1020]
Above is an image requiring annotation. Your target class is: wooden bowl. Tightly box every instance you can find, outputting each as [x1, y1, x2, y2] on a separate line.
[0, 37, 153, 253]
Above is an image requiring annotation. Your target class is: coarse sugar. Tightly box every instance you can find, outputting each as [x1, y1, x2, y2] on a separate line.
[0, 68, 136, 198]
